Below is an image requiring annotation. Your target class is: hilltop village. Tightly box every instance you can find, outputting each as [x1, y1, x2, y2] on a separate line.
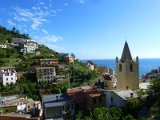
[0, 26, 159, 120]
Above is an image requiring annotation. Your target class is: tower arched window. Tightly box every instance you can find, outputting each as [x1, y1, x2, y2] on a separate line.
[130, 63, 133, 72]
[119, 64, 122, 72]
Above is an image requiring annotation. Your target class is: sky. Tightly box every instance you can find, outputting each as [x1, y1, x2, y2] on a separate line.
[0, 0, 160, 59]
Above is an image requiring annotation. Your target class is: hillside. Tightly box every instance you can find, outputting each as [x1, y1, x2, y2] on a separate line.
[0, 25, 62, 69]
[0, 26, 30, 43]
[0, 25, 100, 99]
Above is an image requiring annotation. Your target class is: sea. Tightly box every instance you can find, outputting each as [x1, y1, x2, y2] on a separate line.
[81, 58, 160, 78]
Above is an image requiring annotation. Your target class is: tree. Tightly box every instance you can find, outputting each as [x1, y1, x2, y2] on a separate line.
[91, 107, 110, 120]
[123, 114, 136, 120]
[88, 107, 122, 120]
[126, 98, 140, 111]
[12, 27, 16, 33]
[109, 107, 122, 120]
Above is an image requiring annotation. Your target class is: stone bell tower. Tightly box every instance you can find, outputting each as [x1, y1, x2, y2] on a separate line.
[116, 42, 139, 90]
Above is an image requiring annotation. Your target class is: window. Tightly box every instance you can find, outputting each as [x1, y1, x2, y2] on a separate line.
[110, 97, 113, 102]
[39, 74, 42, 79]
[126, 86, 129, 89]
[119, 64, 122, 72]
[6, 78, 8, 81]
[130, 63, 133, 72]
[11, 78, 13, 80]
[5, 73, 9, 76]
[67, 104, 69, 110]
[99, 98, 102, 103]
[93, 98, 96, 104]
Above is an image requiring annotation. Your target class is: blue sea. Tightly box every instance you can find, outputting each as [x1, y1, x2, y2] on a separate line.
[81, 59, 160, 78]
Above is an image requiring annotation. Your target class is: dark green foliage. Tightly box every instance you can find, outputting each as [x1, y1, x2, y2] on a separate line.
[35, 44, 61, 59]
[75, 107, 133, 120]
[126, 98, 140, 111]
[123, 114, 136, 120]
[0, 26, 30, 40]
[69, 62, 100, 87]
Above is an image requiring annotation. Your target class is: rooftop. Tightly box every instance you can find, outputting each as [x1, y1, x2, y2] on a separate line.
[42, 94, 73, 107]
[113, 89, 138, 100]
[120, 42, 132, 62]
[67, 85, 92, 95]
[0, 113, 40, 120]
[139, 82, 150, 89]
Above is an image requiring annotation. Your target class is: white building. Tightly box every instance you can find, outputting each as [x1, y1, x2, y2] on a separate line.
[0, 67, 17, 86]
[86, 61, 95, 70]
[104, 89, 138, 108]
[23, 40, 38, 53]
[13, 38, 38, 53]
[0, 44, 7, 49]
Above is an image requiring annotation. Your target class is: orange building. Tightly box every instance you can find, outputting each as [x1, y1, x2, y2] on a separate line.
[39, 59, 59, 66]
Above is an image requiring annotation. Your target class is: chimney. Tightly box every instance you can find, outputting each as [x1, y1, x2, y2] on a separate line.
[130, 93, 133, 98]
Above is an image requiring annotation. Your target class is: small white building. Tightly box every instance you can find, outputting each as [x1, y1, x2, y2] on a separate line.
[104, 89, 138, 108]
[0, 44, 7, 49]
[64, 54, 74, 63]
[13, 38, 38, 53]
[86, 61, 95, 70]
[23, 40, 38, 53]
[0, 67, 17, 86]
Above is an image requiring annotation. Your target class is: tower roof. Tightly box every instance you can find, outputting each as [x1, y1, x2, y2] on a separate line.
[121, 42, 132, 62]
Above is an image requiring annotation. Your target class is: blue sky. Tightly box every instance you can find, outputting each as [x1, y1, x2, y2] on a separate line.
[0, 0, 160, 59]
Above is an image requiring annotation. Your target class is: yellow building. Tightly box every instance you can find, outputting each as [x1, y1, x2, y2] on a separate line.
[116, 42, 139, 90]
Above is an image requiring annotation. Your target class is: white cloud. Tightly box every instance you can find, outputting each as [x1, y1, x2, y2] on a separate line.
[42, 35, 63, 42]
[46, 44, 64, 52]
[7, 20, 16, 26]
[12, 4, 56, 30]
[31, 18, 47, 30]
[64, 3, 68, 6]
[33, 35, 64, 52]
[34, 35, 63, 43]
[79, 0, 87, 4]
[41, 29, 48, 34]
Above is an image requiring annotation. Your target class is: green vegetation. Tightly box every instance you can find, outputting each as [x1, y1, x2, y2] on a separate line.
[69, 61, 100, 87]
[75, 107, 140, 120]
[0, 76, 69, 100]
[146, 78, 160, 119]
[0, 26, 30, 42]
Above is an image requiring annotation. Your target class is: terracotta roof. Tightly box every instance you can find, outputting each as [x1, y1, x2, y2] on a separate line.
[67, 86, 92, 103]
[121, 42, 132, 62]
[85, 89, 102, 97]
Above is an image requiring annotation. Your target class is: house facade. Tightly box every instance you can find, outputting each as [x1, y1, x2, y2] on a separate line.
[64, 54, 74, 63]
[67, 86, 106, 113]
[0, 95, 41, 116]
[39, 59, 59, 66]
[85, 89, 106, 112]
[0, 44, 7, 49]
[104, 89, 138, 108]
[86, 61, 95, 70]
[23, 40, 38, 53]
[13, 38, 38, 54]
[42, 94, 75, 120]
[0, 67, 17, 86]
[36, 67, 56, 82]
